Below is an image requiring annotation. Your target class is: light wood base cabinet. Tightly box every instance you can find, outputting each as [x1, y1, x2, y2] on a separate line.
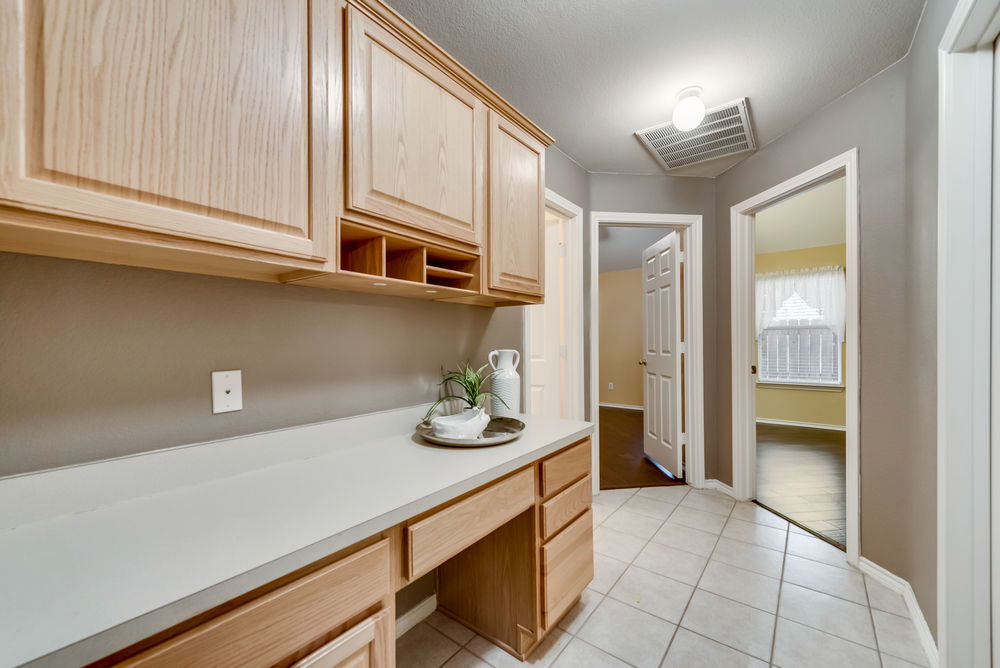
[93, 440, 592, 667]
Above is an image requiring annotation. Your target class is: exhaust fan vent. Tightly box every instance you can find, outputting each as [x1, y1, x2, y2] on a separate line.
[636, 98, 756, 170]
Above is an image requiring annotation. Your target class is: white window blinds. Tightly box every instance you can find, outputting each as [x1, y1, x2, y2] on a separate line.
[756, 267, 845, 386]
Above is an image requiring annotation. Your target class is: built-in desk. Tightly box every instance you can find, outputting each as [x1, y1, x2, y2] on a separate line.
[0, 406, 594, 668]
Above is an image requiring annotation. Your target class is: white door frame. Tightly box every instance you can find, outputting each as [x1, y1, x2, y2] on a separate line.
[590, 211, 706, 491]
[729, 149, 861, 566]
[938, 0, 999, 664]
[522, 189, 585, 421]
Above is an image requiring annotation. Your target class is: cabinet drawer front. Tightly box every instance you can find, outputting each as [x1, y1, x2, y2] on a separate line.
[541, 475, 592, 540]
[540, 439, 591, 498]
[119, 541, 390, 668]
[347, 7, 484, 246]
[291, 607, 392, 668]
[2, 0, 330, 261]
[542, 509, 594, 628]
[406, 468, 534, 579]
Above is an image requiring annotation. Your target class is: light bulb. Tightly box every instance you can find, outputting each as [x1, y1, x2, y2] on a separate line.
[672, 87, 706, 131]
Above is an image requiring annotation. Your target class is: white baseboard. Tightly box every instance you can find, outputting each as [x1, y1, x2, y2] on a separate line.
[599, 402, 643, 411]
[755, 417, 847, 432]
[859, 558, 938, 668]
[702, 479, 735, 498]
[395, 594, 437, 639]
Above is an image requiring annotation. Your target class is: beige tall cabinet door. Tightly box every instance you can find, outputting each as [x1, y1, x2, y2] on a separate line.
[0, 0, 331, 261]
[642, 232, 683, 478]
[345, 6, 485, 246]
[488, 112, 545, 297]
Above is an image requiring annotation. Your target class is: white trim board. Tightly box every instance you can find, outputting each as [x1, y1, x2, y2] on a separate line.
[599, 402, 643, 411]
[755, 418, 847, 432]
[704, 479, 735, 498]
[729, 149, 861, 568]
[938, 0, 1000, 663]
[859, 559, 939, 668]
[590, 211, 707, 491]
[395, 594, 437, 639]
[523, 189, 587, 474]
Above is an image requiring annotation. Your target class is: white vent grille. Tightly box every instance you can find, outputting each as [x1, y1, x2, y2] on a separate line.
[636, 98, 756, 170]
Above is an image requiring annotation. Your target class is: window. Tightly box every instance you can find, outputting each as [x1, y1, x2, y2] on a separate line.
[758, 292, 841, 385]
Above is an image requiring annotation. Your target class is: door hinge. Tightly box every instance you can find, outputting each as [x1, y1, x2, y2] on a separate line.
[560, 344, 567, 358]
[679, 343, 687, 354]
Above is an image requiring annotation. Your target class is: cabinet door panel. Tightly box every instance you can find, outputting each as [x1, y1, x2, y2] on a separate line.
[1, 0, 329, 260]
[347, 6, 484, 245]
[489, 112, 544, 296]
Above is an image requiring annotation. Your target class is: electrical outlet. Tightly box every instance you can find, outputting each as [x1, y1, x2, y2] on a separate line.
[212, 370, 242, 414]
[609, 382, 614, 390]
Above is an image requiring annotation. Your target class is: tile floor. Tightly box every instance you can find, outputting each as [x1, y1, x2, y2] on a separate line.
[756, 424, 847, 546]
[396, 485, 928, 668]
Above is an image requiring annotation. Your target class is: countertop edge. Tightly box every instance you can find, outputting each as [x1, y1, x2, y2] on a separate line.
[18, 423, 594, 668]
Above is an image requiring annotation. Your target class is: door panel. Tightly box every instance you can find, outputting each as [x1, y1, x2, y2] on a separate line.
[529, 212, 564, 418]
[347, 7, 484, 245]
[2, 0, 328, 260]
[642, 232, 683, 477]
[489, 112, 544, 295]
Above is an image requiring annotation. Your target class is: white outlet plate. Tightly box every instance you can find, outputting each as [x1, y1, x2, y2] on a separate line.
[212, 370, 242, 414]
[609, 382, 613, 390]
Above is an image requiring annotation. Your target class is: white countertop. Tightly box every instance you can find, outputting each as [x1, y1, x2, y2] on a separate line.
[0, 405, 593, 668]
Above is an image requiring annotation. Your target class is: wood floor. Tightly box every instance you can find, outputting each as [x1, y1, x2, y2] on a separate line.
[755, 423, 847, 547]
[599, 406, 684, 490]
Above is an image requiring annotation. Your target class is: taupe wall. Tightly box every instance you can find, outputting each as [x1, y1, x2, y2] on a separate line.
[0, 252, 521, 476]
[713, 0, 957, 637]
[589, 174, 718, 477]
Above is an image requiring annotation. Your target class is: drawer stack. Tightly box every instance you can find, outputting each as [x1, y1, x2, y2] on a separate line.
[538, 440, 594, 629]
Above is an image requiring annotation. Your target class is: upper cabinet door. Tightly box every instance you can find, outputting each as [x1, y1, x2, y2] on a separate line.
[346, 6, 485, 247]
[0, 0, 330, 261]
[489, 112, 544, 297]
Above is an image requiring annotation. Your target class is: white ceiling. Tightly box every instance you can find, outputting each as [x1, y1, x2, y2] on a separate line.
[383, 0, 924, 177]
[599, 226, 674, 273]
[755, 177, 846, 254]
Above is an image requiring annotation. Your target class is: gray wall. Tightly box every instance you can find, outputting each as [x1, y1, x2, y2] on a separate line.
[713, 0, 957, 638]
[0, 252, 521, 476]
[589, 174, 718, 478]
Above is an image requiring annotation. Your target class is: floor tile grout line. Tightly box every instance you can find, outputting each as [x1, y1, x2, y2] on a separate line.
[862, 575, 886, 668]
[768, 524, 790, 668]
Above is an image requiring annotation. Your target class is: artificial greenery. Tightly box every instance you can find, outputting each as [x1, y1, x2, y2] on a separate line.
[424, 362, 509, 420]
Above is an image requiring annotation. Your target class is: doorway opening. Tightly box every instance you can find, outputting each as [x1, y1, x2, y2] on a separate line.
[730, 149, 860, 564]
[523, 190, 586, 440]
[753, 177, 849, 547]
[589, 212, 706, 493]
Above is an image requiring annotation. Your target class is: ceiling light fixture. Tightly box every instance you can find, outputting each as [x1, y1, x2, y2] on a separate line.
[672, 86, 706, 132]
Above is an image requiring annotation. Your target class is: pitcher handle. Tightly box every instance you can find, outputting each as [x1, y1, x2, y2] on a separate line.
[512, 350, 520, 369]
[489, 350, 499, 370]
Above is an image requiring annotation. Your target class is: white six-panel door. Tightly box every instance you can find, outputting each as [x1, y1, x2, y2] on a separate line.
[529, 212, 565, 418]
[642, 232, 683, 477]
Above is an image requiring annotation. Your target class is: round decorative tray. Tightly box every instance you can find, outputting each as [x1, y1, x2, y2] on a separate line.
[416, 417, 525, 447]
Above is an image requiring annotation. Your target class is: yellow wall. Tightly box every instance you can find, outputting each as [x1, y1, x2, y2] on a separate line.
[599, 268, 643, 406]
[755, 244, 847, 426]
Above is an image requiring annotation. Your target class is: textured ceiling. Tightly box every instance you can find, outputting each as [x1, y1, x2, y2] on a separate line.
[756, 177, 846, 254]
[384, 0, 924, 176]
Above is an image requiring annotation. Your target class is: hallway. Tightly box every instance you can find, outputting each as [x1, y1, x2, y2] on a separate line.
[396, 485, 928, 668]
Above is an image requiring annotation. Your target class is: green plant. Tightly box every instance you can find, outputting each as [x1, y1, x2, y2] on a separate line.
[424, 362, 509, 420]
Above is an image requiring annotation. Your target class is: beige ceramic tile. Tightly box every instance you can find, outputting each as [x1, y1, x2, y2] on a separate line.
[660, 628, 768, 668]
[577, 598, 676, 668]
[397, 623, 461, 668]
[608, 564, 694, 623]
[679, 589, 776, 661]
[771, 617, 880, 668]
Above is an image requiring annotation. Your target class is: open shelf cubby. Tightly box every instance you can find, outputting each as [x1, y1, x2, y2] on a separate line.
[338, 222, 480, 294]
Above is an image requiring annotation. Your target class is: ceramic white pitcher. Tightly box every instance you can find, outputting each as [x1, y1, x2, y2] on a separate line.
[488, 349, 520, 418]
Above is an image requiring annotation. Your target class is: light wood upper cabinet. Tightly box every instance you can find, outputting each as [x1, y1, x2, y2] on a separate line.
[346, 5, 486, 247]
[0, 0, 331, 261]
[488, 112, 545, 297]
